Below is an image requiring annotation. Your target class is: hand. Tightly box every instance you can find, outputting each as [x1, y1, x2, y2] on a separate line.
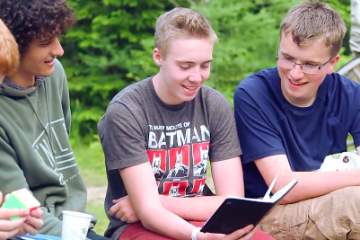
[0, 192, 29, 240]
[199, 225, 259, 240]
[109, 196, 140, 223]
[19, 208, 43, 236]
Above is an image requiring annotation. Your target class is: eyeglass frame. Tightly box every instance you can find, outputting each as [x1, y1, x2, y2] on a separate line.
[276, 54, 333, 74]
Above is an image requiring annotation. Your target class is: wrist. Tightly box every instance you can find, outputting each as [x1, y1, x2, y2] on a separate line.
[196, 232, 207, 240]
[191, 227, 202, 240]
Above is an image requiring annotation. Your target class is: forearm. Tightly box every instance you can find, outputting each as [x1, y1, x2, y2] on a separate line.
[159, 195, 226, 221]
[278, 169, 360, 204]
[138, 204, 202, 240]
[119, 163, 213, 240]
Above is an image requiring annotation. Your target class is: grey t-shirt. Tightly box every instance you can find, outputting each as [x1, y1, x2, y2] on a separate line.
[98, 77, 242, 238]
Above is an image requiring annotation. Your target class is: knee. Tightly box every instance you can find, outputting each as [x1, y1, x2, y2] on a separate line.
[342, 186, 360, 205]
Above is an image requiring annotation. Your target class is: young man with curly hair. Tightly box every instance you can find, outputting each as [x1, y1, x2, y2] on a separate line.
[234, 1, 360, 239]
[0, 1, 110, 239]
[0, 18, 44, 240]
[98, 7, 275, 240]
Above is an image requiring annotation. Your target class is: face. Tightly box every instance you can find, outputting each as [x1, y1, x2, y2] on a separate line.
[14, 36, 64, 85]
[152, 37, 213, 105]
[278, 33, 339, 107]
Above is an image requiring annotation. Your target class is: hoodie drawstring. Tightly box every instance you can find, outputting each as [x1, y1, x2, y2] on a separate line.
[25, 83, 56, 155]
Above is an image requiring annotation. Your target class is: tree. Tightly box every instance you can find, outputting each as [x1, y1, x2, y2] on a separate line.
[60, 0, 351, 142]
[62, 0, 190, 142]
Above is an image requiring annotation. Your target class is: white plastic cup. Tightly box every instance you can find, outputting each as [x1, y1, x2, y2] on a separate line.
[62, 210, 92, 240]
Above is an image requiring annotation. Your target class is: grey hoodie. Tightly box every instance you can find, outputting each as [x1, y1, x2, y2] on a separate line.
[0, 59, 97, 238]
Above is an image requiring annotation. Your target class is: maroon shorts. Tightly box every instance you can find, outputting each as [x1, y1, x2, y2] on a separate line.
[120, 221, 276, 240]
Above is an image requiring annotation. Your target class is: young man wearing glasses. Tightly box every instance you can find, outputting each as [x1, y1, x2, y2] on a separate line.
[234, 1, 360, 239]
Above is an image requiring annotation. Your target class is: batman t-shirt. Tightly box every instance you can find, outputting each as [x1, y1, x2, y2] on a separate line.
[98, 77, 242, 238]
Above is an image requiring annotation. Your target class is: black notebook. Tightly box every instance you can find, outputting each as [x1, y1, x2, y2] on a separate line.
[200, 174, 298, 234]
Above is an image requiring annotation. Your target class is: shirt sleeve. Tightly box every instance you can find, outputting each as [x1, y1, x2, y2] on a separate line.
[100, 102, 149, 170]
[349, 84, 360, 148]
[0, 126, 64, 237]
[234, 85, 285, 164]
[207, 91, 242, 162]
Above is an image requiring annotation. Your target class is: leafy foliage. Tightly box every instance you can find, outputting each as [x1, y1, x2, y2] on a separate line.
[62, 0, 189, 142]
[60, 0, 352, 142]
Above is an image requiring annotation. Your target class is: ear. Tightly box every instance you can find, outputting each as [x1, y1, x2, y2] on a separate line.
[326, 54, 340, 75]
[153, 48, 162, 67]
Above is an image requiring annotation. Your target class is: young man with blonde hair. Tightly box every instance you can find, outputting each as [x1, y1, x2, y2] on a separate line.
[235, 1, 360, 239]
[99, 7, 274, 240]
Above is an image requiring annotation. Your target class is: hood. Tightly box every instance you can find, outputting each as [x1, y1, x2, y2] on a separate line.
[0, 76, 46, 97]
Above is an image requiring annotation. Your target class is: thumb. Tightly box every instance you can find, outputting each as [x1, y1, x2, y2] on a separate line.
[113, 199, 120, 203]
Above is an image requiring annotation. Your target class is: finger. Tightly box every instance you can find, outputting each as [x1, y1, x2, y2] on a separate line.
[115, 209, 124, 219]
[120, 215, 127, 223]
[26, 215, 43, 230]
[30, 208, 43, 218]
[241, 225, 260, 240]
[0, 217, 26, 231]
[23, 222, 39, 236]
[238, 225, 258, 240]
[0, 208, 29, 219]
[0, 228, 20, 240]
[109, 204, 120, 216]
[229, 225, 253, 239]
[253, 225, 260, 232]
[0, 192, 3, 204]
[112, 199, 120, 203]
[126, 216, 138, 224]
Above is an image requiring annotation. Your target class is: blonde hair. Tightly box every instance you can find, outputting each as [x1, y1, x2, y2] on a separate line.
[0, 19, 19, 76]
[280, 1, 346, 57]
[154, 7, 218, 58]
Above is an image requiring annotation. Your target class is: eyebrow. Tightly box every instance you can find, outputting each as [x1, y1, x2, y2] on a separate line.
[279, 51, 322, 65]
[176, 59, 213, 64]
[38, 37, 53, 43]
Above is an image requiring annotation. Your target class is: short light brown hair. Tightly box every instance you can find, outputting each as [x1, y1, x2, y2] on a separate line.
[0, 18, 19, 76]
[280, 1, 346, 57]
[154, 7, 218, 58]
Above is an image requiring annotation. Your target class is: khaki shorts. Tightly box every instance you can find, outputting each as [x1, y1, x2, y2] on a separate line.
[260, 186, 360, 240]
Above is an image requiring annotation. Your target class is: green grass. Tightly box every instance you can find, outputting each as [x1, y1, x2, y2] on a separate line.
[73, 140, 109, 235]
[86, 202, 109, 235]
[73, 140, 108, 187]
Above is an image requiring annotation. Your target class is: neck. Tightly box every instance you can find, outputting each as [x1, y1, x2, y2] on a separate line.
[285, 95, 315, 108]
[7, 70, 35, 88]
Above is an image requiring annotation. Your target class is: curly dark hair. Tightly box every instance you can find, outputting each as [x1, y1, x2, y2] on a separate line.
[0, 0, 76, 56]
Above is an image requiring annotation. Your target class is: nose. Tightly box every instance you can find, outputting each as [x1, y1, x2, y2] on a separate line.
[189, 66, 202, 82]
[51, 37, 64, 57]
[289, 64, 304, 80]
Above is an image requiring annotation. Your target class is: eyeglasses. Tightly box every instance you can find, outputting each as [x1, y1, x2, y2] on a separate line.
[276, 55, 332, 74]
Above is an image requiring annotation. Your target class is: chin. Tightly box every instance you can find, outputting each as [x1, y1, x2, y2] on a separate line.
[40, 69, 55, 77]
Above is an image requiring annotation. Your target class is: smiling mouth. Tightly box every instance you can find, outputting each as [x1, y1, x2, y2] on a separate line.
[289, 78, 307, 86]
[44, 59, 54, 63]
[183, 85, 197, 90]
